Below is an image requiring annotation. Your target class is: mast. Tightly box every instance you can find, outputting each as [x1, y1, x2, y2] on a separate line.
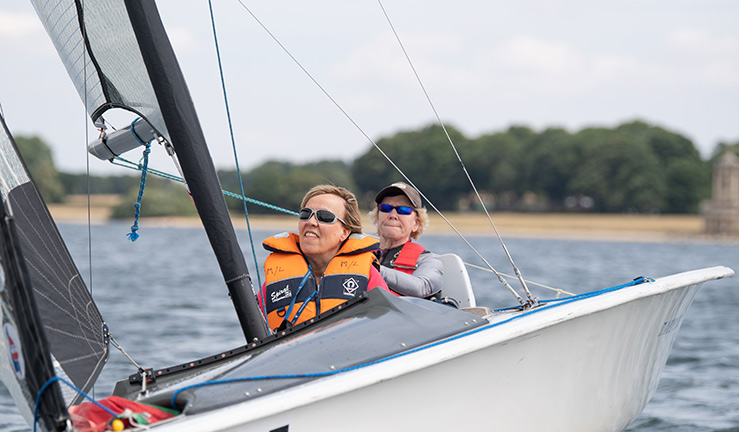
[123, 0, 267, 342]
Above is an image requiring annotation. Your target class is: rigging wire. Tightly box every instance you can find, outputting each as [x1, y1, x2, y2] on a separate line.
[463, 262, 574, 297]
[376, 0, 536, 307]
[232, 0, 529, 305]
[81, 0, 98, 400]
[207, 0, 265, 301]
[110, 335, 146, 373]
[81, 0, 93, 299]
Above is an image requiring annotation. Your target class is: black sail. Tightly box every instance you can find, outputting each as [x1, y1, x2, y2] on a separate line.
[0, 114, 103, 429]
[0, 197, 69, 432]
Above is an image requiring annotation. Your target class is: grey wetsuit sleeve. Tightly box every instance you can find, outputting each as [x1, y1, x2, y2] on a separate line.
[379, 252, 444, 298]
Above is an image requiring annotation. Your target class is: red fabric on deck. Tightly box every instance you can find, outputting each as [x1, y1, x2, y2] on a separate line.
[69, 395, 175, 431]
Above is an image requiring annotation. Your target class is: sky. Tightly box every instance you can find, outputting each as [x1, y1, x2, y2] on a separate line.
[0, 0, 737, 175]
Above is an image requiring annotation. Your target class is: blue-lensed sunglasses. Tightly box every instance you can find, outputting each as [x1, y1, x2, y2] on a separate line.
[299, 207, 346, 225]
[379, 203, 414, 215]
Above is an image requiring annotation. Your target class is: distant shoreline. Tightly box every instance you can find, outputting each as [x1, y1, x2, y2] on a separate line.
[46, 196, 737, 244]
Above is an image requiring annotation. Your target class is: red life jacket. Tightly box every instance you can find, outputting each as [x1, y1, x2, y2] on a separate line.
[262, 232, 379, 331]
[389, 241, 426, 274]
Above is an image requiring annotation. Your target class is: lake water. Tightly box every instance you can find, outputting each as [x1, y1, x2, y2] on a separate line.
[1, 221, 738, 431]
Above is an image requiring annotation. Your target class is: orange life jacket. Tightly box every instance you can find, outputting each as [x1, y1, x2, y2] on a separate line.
[262, 232, 379, 331]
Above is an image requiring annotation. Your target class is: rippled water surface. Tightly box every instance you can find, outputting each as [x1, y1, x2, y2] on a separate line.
[1, 222, 737, 431]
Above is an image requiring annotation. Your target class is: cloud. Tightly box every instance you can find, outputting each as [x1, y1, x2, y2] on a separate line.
[667, 27, 739, 57]
[332, 29, 495, 112]
[665, 27, 739, 86]
[0, 11, 38, 38]
[479, 36, 609, 99]
[167, 27, 204, 54]
[0, 10, 61, 58]
[494, 36, 584, 75]
[482, 33, 733, 100]
[333, 31, 438, 83]
[342, 34, 641, 102]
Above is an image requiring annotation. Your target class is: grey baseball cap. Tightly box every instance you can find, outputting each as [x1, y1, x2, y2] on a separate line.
[374, 182, 422, 208]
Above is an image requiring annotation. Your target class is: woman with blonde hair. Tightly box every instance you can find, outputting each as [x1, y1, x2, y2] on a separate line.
[260, 185, 387, 332]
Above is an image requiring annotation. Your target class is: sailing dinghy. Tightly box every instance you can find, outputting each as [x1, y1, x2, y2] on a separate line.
[1, 0, 734, 431]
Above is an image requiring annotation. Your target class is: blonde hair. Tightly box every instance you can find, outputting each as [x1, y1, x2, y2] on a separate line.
[301, 185, 363, 234]
[368, 205, 428, 240]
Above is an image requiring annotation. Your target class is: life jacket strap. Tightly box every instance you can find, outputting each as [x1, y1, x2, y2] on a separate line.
[390, 241, 426, 275]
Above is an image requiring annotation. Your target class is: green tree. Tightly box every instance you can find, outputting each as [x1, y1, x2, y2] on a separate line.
[353, 124, 468, 210]
[303, 160, 357, 192]
[59, 173, 139, 195]
[354, 121, 715, 213]
[110, 177, 197, 218]
[15, 135, 65, 202]
[616, 121, 709, 213]
[352, 141, 400, 203]
[466, 130, 526, 195]
[617, 121, 701, 164]
[228, 160, 355, 214]
[663, 158, 710, 213]
[205, 120, 714, 215]
[568, 129, 665, 212]
[521, 127, 579, 204]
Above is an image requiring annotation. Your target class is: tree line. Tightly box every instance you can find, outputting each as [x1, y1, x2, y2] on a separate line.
[15, 120, 739, 216]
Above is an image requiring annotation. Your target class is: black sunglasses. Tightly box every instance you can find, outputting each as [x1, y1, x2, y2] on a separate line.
[299, 207, 346, 225]
[379, 203, 414, 215]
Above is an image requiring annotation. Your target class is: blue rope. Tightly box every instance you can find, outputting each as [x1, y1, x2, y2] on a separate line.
[112, 157, 184, 183]
[284, 267, 313, 327]
[126, 119, 152, 242]
[291, 291, 318, 326]
[170, 276, 654, 407]
[34, 376, 118, 432]
[221, 190, 298, 216]
[208, 0, 265, 308]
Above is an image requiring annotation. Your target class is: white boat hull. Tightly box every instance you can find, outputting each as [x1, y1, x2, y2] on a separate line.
[145, 266, 733, 432]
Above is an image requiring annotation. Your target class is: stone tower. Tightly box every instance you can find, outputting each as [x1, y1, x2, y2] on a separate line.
[704, 148, 739, 234]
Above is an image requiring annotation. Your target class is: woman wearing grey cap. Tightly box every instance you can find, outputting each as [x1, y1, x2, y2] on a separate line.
[369, 182, 444, 298]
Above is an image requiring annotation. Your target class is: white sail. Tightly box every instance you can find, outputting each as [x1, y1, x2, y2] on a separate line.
[30, 0, 168, 138]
